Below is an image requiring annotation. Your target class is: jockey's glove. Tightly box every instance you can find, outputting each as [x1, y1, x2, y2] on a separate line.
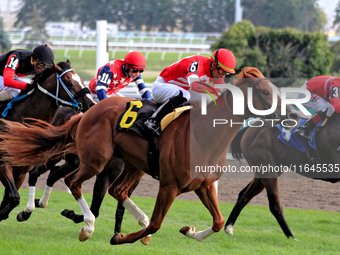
[26, 81, 38, 91]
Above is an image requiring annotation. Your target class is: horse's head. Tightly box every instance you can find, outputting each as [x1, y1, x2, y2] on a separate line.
[54, 60, 96, 112]
[232, 67, 299, 128]
[34, 60, 95, 113]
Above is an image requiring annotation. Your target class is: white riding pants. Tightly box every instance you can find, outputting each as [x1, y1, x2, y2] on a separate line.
[152, 77, 190, 104]
[298, 83, 334, 117]
[0, 76, 21, 98]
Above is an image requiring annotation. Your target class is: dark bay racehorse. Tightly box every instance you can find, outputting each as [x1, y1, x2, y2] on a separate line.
[0, 67, 297, 244]
[20, 106, 139, 234]
[0, 61, 95, 221]
[224, 114, 340, 239]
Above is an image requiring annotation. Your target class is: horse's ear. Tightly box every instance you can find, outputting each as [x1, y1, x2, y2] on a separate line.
[66, 59, 72, 67]
[54, 63, 62, 71]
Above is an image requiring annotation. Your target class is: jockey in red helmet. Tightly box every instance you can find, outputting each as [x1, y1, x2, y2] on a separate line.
[124, 51, 147, 70]
[294, 76, 340, 141]
[89, 51, 151, 102]
[210, 48, 236, 75]
[144, 48, 236, 135]
[0, 44, 54, 101]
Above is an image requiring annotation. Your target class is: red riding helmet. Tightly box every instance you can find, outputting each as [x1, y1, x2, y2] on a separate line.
[124, 51, 147, 70]
[210, 48, 236, 74]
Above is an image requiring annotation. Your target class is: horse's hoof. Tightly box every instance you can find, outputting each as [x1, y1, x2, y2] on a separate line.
[179, 226, 195, 236]
[17, 211, 31, 222]
[0, 214, 8, 221]
[224, 224, 233, 235]
[288, 236, 298, 241]
[79, 227, 90, 242]
[61, 209, 75, 219]
[140, 234, 151, 245]
[110, 232, 125, 245]
[35, 199, 42, 208]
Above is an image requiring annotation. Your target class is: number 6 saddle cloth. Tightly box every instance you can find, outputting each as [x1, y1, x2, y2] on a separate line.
[115, 98, 191, 141]
[115, 99, 191, 180]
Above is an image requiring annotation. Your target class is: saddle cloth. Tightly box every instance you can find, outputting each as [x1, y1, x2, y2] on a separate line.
[115, 99, 190, 139]
[115, 99, 191, 180]
[276, 118, 325, 153]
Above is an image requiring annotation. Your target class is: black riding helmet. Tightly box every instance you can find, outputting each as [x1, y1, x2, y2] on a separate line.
[32, 44, 54, 65]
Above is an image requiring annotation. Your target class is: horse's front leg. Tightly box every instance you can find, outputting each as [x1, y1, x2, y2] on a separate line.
[115, 179, 140, 234]
[17, 165, 48, 222]
[109, 164, 178, 245]
[108, 161, 152, 245]
[64, 168, 95, 242]
[180, 182, 224, 242]
[0, 164, 21, 221]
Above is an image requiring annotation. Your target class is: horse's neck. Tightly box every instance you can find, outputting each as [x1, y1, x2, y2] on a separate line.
[5, 90, 59, 123]
[191, 102, 243, 157]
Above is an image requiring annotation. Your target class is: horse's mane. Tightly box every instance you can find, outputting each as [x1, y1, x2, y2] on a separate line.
[233, 67, 265, 87]
[33, 61, 71, 85]
[33, 67, 56, 84]
[57, 61, 71, 71]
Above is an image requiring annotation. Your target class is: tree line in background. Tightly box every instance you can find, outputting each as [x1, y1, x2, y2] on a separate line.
[211, 20, 336, 79]
[15, 0, 327, 33]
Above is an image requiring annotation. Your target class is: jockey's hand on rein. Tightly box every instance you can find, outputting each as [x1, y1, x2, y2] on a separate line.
[26, 80, 38, 91]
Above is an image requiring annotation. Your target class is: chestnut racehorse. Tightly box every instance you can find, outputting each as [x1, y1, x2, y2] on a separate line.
[0, 61, 95, 221]
[0, 67, 297, 244]
[20, 106, 139, 235]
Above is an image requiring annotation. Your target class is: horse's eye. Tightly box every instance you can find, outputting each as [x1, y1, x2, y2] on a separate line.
[263, 90, 270, 96]
[66, 82, 74, 88]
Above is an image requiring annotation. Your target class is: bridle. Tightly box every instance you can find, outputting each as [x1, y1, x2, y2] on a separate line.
[37, 68, 91, 112]
[223, 77, 280, 120]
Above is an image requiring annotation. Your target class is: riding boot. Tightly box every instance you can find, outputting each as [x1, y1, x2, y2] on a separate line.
[144, 91, 187, 135]
[294, 118, 317, 141]
[294, 110, 327, 141]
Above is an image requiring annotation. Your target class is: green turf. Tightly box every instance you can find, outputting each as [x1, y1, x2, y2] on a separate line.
[0, 187, 339, 254]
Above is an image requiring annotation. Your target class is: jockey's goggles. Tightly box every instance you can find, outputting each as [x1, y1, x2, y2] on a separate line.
[35, 59, 51, 68]
[216, 66, 230, 76]
[131, 68, 144, 73]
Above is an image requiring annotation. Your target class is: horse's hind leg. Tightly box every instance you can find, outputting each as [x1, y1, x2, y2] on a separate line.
[180, 183, 224, 242]
[0, 165, 21, 221]
[263, 178, 294, 239]
[224, 178, 264, 235]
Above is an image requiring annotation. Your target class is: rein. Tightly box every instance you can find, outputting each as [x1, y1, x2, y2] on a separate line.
[223, 77, 280, 120]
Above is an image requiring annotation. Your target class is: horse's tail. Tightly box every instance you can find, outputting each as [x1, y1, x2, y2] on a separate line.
[0, 115, 82, 167]
[230, 126, 249, 161]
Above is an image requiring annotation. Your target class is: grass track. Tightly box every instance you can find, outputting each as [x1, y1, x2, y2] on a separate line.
[0, 187, 339, 254]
